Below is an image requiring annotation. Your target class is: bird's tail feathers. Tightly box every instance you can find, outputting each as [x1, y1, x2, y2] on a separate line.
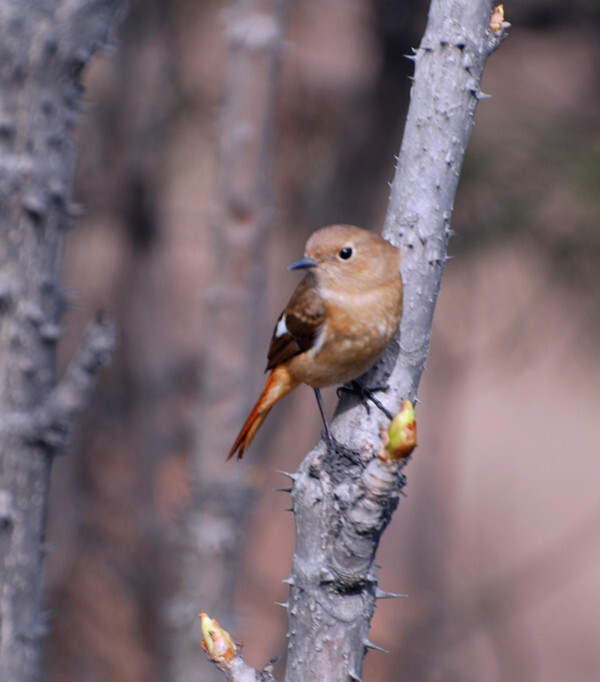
[227, 366, 298, 461]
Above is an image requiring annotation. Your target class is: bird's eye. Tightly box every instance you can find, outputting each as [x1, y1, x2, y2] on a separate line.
[339, 247, 353, 260]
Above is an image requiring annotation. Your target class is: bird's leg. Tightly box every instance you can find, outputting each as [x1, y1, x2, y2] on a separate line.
[314, 387, 333, 442]
[313, 388, 361, 463]
[337, 380, 394, 420]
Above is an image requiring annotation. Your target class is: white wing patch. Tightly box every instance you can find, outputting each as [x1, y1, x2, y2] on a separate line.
[275, 315, 288, 338]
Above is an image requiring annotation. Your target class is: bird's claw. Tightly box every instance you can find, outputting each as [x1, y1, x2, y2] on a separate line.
[337, 380, 393, 420]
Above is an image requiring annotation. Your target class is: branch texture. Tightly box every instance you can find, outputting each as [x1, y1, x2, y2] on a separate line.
[285, 2, 506, 680]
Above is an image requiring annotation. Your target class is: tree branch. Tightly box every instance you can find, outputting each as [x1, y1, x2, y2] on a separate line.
[284, 2, 507, 680]
[31, 314, 116, 449]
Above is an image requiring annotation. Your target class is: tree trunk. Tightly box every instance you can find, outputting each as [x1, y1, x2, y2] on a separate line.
[168, 1, 289, 680]
[0, 3, 123, 680]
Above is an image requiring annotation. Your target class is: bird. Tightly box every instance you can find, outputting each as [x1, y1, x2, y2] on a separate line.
[227, 224, 403, 461]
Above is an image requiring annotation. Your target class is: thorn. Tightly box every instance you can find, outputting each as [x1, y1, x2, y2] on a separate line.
[275, 601, 289, 609]
[283, 507, 294, 512]
[475, 90, 492, 100]
[375, 588, 407, 600]
[22, 193, 48, 221]
[282, 576, 295, 585]
[262, 656, 279, 674]
[319, 568, 335, 584]
[349, 671, 362, 682]
[276, 470, 298, 481]
[275, 486, 293, 493]
[363, 638, 388, 654]
[403, 53, 416, 62]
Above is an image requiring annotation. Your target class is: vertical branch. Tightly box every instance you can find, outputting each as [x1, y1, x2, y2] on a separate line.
[0, 2, 124, 681]
[382, 0, 506, 401]
[169, 1, 289, 680]
[284, 2, 506, 681]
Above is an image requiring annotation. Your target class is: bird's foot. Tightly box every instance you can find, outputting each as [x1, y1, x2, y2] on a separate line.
[337, 380, 394, 420]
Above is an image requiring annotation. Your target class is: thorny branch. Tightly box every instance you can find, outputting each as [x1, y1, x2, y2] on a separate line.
[283, 2, 508, 681]
[202, 1, 508, 680]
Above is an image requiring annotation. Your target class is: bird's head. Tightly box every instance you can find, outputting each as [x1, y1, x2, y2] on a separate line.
[288, 224, 401, 291]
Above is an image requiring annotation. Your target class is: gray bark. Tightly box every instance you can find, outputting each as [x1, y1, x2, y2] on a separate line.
[284, 1, 506, 681]
[0, 2, 123, 681]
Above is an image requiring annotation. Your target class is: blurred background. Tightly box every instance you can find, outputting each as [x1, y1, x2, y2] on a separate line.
[42, 0, 600, 680]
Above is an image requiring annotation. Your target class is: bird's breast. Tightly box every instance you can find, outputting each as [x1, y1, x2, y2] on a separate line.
[287, 281, 402, 388]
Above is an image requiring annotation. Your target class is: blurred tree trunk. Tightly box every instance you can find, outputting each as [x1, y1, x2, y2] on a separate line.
[0, 2, 122, 681]
[42, 2, 189, 681]
[168, 1, 289, 681]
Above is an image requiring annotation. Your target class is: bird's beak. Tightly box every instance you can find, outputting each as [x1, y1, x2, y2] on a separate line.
[287, 256, 318, 271]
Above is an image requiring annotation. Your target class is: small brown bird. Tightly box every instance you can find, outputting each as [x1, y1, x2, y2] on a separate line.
[227, 224, 403, 461]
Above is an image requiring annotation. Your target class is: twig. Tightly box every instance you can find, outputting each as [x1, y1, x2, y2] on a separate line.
[200, 612, 278, 681]
[31, 314, 117, 450]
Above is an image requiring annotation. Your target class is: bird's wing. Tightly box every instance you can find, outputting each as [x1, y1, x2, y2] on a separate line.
[266, 273, 326, 371]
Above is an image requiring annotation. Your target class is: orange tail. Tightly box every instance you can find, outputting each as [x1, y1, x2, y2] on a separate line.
[227, 365, 299, 461]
